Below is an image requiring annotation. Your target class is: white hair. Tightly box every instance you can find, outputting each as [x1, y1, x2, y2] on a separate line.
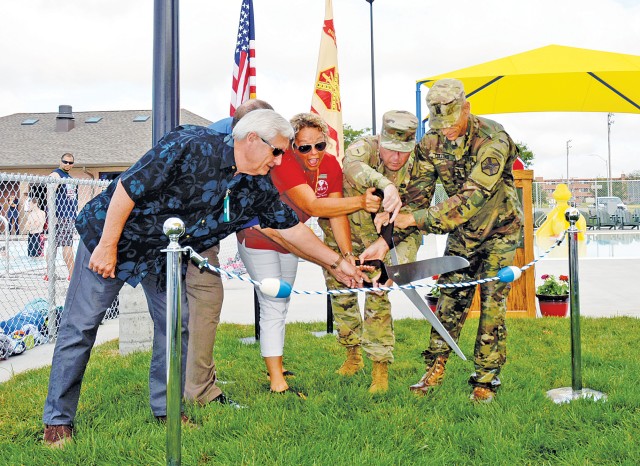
[232, 109, 294, 141]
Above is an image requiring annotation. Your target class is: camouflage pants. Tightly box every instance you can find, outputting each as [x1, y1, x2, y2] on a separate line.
[323, 220, 422, 363]
[422, 230, 519, 390]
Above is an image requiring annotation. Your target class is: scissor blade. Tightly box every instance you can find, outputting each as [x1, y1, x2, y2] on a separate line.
[388, 249, 467, 361]
[385, 256, 469, 284]
[399, 286, 467, 361]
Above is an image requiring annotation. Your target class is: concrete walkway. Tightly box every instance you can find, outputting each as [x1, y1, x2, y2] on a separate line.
[2, 245, 638, 384]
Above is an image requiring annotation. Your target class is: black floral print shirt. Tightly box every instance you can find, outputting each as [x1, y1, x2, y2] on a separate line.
[75, 125, 299, 286]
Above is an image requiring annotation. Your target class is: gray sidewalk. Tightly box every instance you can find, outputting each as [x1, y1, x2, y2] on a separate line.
[2, 254, 638, 384]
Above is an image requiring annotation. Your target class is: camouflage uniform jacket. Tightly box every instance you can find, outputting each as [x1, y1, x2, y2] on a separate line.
[342, 136, 432, 246]
[413, 115, 523, 247]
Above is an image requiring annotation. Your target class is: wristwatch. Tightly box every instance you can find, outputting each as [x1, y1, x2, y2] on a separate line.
[330, 255, 344, 269]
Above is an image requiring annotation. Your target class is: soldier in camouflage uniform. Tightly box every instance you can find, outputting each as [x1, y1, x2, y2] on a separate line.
[393, 78, 523, 403]
[326, 110, 432, 393]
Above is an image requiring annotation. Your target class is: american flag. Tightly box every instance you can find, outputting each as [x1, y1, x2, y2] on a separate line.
[230, 0, 256, 116]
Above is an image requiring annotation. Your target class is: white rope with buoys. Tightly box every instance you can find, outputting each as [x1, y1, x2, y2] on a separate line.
[185, 232, 565, 298]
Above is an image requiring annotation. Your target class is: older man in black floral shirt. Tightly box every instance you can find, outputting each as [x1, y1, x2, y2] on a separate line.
[43, 110, 364, 448]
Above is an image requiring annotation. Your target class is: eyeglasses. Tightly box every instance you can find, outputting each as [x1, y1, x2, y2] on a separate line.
[61, 160, 74, 165]
[259, 137, 286, 157]
[294, 141, 327, 154]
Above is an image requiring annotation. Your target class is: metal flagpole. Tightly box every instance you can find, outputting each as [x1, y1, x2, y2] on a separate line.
[152, 0, 180, 146]
[366, 0, 376, 134]
[546, 208, 606, 404]
[163, 218, 185, 465]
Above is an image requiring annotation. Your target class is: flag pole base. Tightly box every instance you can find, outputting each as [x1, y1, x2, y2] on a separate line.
[546, 387, 607, 404]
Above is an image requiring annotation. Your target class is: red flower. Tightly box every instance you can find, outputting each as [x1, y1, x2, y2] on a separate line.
[541, 274, 549, 280]
[559, 275, 569, 282]
[432, 275, 439, 280]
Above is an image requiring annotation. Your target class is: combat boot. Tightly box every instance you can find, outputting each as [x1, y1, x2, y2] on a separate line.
[409, 355, 448, 395]
[368, 361, 389, 393]
[470, 386, 495, 403]
[336, 345, 364, 376]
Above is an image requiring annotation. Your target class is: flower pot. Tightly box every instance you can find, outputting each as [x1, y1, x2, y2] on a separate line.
[425, 295, 438, 313]
[536, 294, 569, 317]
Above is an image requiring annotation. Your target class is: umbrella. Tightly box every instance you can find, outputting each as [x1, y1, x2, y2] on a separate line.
[415, 44, 640, 135]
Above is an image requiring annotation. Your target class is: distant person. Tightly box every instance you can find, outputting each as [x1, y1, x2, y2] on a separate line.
[46, 153, 78, 280]
[6, 197, 20, 235]
[25, 197, 46, 257]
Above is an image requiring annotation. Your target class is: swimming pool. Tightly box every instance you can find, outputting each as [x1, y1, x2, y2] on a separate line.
[583, 232, 640, 258]
[535, 231, 640, 259]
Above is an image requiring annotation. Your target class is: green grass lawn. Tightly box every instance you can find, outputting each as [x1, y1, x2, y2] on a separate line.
[1, 317, 639, 465]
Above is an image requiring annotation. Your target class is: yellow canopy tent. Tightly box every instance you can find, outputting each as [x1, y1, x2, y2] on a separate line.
[415, 44, 640, 137]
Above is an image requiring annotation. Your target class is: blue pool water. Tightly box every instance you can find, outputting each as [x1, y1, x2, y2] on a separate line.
[535, 232, 640, 259]
[583, 232, 640, 258]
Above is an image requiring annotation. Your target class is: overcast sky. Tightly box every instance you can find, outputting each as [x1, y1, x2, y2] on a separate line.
[2, 0, 639, 179]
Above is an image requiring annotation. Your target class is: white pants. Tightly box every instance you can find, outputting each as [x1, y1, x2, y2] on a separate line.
[237, 242, 299, 357]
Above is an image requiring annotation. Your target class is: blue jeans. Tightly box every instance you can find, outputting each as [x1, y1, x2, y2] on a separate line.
[43, 241, 189, 425]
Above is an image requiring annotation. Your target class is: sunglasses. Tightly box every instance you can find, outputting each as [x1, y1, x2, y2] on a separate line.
[294, 141, 327, 154]
[259, 136, 286, 157]
[61, 160, 74, 165]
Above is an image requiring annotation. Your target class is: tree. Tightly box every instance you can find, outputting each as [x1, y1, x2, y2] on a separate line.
[516, 141, 534, 168]
[625, 169, 640, 180]
[343, 124, 371, 149]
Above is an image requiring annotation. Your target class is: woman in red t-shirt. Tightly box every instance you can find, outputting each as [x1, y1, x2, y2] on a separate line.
[237, 113, 380, 395]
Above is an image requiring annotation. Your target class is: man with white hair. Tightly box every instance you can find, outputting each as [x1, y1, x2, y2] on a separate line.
[43, 109, 365, 448]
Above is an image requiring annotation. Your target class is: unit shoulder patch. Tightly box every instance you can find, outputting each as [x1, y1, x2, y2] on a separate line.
[481, 156, 500, 177]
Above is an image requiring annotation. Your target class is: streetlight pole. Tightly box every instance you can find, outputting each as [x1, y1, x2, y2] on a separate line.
[566, 139, 572, 190]
[365, 0, 376, 134]
[607, 113, 614, 197]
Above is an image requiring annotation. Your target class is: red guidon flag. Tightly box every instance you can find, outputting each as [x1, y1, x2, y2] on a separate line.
[311, 0, 344, 164]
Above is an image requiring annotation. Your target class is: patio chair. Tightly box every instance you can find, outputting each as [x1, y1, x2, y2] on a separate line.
[619, 210, 640, 230]
[583, 211, 599, 230]
[596, 210, 617, 229]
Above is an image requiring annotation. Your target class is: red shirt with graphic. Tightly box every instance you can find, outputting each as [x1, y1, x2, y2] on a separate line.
[236, 150, 343, 252]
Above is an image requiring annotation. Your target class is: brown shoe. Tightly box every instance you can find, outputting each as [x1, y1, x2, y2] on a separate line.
[155, 413, 197, 428]
[470, 386, 495, 403]
[409, 355, 448, 395]
[43, 424, 73, 448]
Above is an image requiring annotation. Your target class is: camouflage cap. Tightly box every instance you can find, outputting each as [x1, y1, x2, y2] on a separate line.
[379, 110, 418, 152]
[426, 78, 466, 129]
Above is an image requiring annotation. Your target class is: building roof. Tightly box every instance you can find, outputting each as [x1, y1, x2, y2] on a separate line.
[0, 108, 212, 169]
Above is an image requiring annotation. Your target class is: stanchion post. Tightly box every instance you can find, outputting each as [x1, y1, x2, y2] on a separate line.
[567, 209, 583, 391]
[326, 294, 333, 334]
[163, 218, 185, 465]
[546, 208, 606, 404]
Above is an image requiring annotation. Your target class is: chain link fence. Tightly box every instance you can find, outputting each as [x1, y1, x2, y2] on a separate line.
[0, 172, 248, 360]
[0, 174, 111, 358]
[533, 179, 640, 229]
